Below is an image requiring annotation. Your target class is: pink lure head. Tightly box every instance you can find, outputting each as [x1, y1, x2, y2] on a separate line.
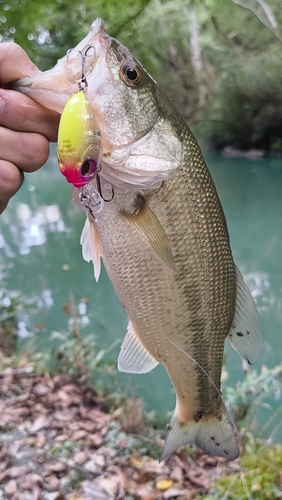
[59, 159, 98, 188]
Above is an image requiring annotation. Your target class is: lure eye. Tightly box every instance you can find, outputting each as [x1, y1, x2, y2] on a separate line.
[121, 63, 143, 86]
[80, 159, 97, 177]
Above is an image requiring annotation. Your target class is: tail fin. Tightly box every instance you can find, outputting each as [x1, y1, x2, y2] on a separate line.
[160, 404, 239, 462]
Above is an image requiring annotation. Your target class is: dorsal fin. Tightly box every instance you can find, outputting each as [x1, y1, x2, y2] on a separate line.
[80, 216, 102, 282]
[227, 267, 263, 364]
[118, 320, 159, 373]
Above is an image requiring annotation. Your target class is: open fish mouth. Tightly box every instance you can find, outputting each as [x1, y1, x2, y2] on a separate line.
[11, 18, 110, 113]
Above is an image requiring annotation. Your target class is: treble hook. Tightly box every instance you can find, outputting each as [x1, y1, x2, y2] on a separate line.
[78, 50, 87, 92]
[96, 172, 114, 202]
[77, 45, 96, 92]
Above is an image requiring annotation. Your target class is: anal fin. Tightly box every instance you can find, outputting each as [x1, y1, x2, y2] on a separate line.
[118, 320, 159, 374]
[227, 267, 263, 364]
[123, 196, 175, 271]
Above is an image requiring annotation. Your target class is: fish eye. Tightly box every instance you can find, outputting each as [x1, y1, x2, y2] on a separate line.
[121, 63, 143, 86]
[80, 159, 97, 177]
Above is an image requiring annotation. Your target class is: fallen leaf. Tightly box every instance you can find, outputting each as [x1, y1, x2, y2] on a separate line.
[29, 416, 51, 434]
[4, 479, 17, 495]
[163, 488, 192, 500]
[74, 451, 88, 465]
[83, 480, 113, 499]
[97, 475, 120, 495]
[45, 461, 67, 473]
[10, 465, 29, 478]
[130, 454, 143, 468]
[33, 384, 50, 396]
[36, 432, 47, 448]
[72, 430, 88, 441]
[0, 469, 10, 482]
[88, 434, 104, 447]
[45, 474, 60, 489]
[156, 478, 173, 491]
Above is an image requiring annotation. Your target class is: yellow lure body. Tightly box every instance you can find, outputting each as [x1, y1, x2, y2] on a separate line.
[57, 91, 100, 187]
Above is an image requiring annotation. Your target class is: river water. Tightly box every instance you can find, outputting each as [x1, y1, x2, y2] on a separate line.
[1, 145, 282, 437]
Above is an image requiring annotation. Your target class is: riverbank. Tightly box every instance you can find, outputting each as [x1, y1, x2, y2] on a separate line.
[0, 356, 240, 500]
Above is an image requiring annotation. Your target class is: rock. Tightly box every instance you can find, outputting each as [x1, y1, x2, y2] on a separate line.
[43, 492, 62, 500]
[33, 384, 50, 396]
[84, 460, 99, 474]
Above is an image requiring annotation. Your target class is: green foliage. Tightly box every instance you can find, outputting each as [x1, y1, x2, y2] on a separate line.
[0, 285, 35, 355]
[27, 303, 119, 383]
[1, 0, 282, 148]
[202, 444, 282, 500]
[0, 0, 151, 69]
[224, 363, 282, 433]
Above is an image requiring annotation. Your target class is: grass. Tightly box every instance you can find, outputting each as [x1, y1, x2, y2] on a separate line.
[202, 443, 282, 500]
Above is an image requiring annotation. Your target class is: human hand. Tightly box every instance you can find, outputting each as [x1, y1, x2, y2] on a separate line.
[0, 43, 60, 213]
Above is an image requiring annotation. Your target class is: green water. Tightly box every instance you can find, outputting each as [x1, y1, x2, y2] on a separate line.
[1, 145, 282, 432]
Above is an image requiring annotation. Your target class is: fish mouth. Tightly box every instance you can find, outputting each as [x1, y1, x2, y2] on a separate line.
[11, 18, 110, 113]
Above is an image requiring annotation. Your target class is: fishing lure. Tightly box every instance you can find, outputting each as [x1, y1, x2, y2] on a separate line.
[57, 90, 101, 187]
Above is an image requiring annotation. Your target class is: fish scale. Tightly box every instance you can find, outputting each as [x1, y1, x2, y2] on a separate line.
[95, 138, 235, 417]
[13, 18, 262, 460]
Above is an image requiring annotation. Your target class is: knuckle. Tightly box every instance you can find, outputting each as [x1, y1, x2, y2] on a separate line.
[21, 134, 50, 171]
[0, 160, 23, 200]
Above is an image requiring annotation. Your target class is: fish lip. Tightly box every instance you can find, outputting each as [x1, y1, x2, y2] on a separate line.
[10, 18, 111, 112]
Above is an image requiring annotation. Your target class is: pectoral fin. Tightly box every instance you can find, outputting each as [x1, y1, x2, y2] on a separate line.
[118, 320, 159, 374]
[123, 196, 175, 271]
[227, 267, 263, 364]
[80, 216, 102, 282]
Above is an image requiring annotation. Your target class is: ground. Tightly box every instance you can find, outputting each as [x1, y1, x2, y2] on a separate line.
[0, 364, 240, 500]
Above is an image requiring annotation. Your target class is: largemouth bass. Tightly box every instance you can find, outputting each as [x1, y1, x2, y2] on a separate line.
[13, 19, 262, 460]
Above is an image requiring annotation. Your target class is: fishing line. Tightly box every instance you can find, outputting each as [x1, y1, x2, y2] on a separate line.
[164, 336, 223, 399]
[158, 330, 236, 425]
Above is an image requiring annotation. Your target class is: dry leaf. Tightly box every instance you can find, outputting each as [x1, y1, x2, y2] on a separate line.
[74, 451, 88, 465]
[45, 461, 67, 473]
[33, 384, 50, 396]
[156, 478, 173, 491]
[29, 416, 51, 434]
[130, 454, 143, 468]
[4, 479, 17, 495]
[9, 465, 29, 478]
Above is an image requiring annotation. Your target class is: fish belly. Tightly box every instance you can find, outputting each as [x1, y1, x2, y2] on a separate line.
[95, 147, 236, 422]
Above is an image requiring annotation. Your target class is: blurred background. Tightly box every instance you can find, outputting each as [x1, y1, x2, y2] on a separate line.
[1, 0, 282, 440]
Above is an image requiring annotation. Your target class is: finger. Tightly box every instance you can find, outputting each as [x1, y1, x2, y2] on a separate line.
[0, 89, 59, 142]
[0, 43, 39, 83]
[0, 159, 24, 213]
[0, 126, 50, 172]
